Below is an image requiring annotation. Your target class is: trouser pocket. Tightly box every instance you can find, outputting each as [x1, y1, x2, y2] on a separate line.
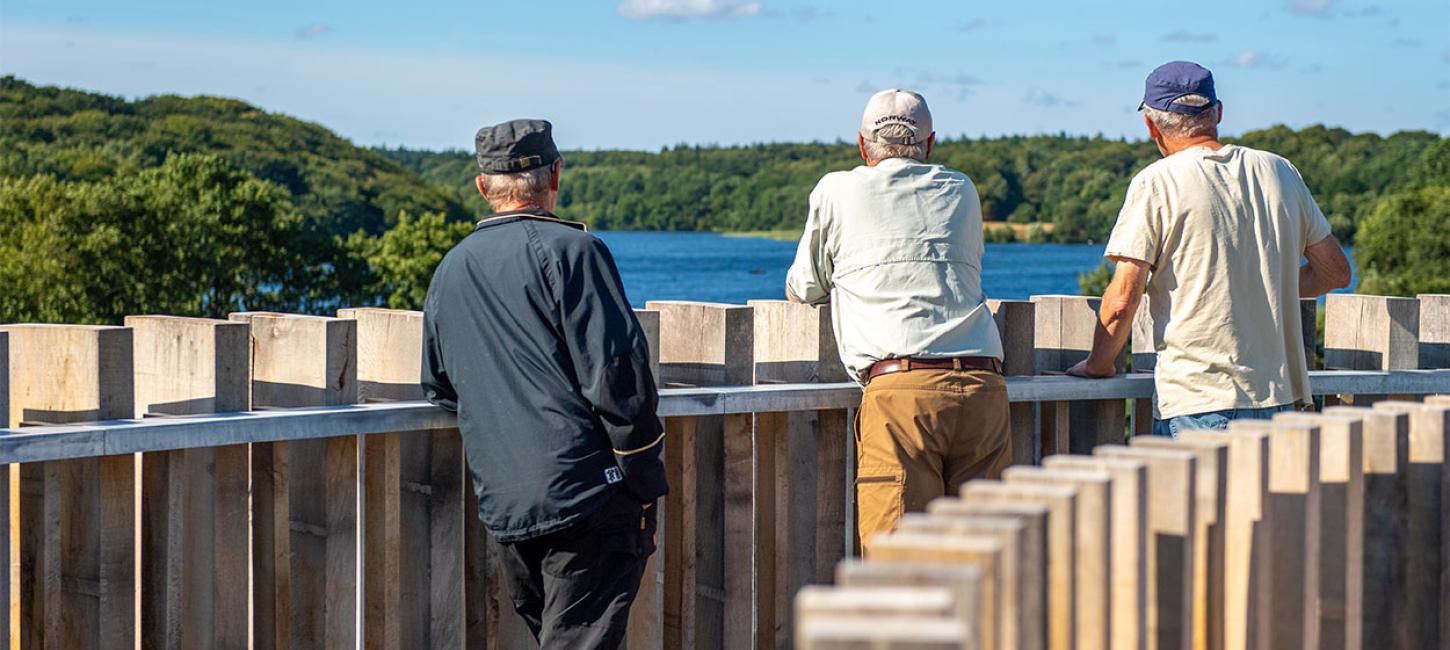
[855, 467, 904, 554]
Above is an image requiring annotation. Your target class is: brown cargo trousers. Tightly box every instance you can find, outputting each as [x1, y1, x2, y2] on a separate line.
[855, 368, 1012, 555]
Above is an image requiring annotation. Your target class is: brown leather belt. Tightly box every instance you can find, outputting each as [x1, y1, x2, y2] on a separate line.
[867, 356, 1002, 382]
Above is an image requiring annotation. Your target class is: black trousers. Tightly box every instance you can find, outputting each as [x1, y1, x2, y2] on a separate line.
[497, 488, 658, 649]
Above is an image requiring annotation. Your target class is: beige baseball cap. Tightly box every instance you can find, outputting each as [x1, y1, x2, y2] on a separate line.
[860, 89, 933, 145]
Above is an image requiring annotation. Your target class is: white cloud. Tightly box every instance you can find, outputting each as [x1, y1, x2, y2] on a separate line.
[1161, 30, 1217, 43]
[294, 23, 331, 40]
[1023, 89, 1077, 108]
[1226, 51, 1288, 69]
[617, 0, 762, 21]
[1287, 0, 1333, 15]
[954, 17, 989, 33]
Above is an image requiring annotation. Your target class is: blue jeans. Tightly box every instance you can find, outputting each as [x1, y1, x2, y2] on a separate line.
[1151, 403, 1296, 438]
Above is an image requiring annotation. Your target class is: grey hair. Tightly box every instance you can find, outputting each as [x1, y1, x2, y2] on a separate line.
[862, 124, 930, 163]
[1143, 94, 1221, 139]
[479, 165, 554, 209]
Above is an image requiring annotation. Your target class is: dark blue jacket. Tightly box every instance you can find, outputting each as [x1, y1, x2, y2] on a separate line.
[421, 210, 667, 542]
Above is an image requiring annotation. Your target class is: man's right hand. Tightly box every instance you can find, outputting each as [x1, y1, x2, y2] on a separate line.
[1066, 358, 1116, 379]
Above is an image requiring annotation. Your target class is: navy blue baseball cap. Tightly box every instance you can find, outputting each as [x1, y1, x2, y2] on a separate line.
[1139, 61, 1218, 115]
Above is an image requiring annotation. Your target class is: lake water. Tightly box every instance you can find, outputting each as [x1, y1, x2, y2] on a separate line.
[595, 231, 1109, 307]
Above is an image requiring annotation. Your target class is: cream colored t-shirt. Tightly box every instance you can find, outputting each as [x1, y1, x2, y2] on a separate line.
[786, 157, 1004, 384]
[1106, 144, 1333, 419]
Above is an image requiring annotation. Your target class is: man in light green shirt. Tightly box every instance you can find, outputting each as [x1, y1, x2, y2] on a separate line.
[1067, 61, 1352, 436]
[787, 89, 1010, 553]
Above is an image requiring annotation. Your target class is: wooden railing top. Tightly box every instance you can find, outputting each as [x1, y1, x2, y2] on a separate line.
[2, 369, 1448, 464]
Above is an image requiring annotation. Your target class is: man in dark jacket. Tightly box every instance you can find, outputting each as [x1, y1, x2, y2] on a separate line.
[421, 119, 667, 649]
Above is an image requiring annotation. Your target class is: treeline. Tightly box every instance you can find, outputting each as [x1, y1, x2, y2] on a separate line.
[379, 125, 1441, 244]
[1, 77, 1444, 325]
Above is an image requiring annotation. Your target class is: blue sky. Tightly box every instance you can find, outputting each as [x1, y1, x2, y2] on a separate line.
[2, 0, 1446, 150]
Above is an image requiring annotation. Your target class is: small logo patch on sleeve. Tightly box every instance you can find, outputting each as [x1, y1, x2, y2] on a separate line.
[604, 467, 623, 484]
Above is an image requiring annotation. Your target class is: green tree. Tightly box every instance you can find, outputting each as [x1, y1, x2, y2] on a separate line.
[1355, 185, 1450, 296]
[0, 153, 322, 323]
[1077, 261, 1114, 297]
[345, 211, 474, 310]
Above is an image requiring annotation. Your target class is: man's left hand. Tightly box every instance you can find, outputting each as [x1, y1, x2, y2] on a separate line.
[1066, 359, 1116, 378]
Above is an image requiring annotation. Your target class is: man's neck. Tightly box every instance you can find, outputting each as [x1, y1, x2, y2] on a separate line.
[1161, 135, 1224, 156]
[492, 202, 550, 213]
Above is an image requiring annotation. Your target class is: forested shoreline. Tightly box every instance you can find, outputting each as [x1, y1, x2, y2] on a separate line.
[2, 76, 1444, 322]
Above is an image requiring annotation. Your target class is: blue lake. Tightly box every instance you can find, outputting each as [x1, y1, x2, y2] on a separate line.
[595, 231, 1359, 307]
[595, 231, 1110, 307]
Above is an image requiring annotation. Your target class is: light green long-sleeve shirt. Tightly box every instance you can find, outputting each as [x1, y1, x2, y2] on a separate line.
[786, 157, 1004, 384]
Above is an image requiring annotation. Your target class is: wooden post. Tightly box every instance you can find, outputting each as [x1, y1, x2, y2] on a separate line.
[989, 300, 1038, 464]
[1032, 296, 1126, 452]
[749, 300, 849, 650]
[958, 480, 1075, 650]
[795, 585, 964, 637]
[1002, 466, 1112, 650]
[0, 324, 135, 649]
[1371, 401, 1449, 649]
[628, 307, 664, 650]
[895, 512, 1033, 650]
[927, 499, 1049, 650]
[1325, 406, 1410, 650]
[867, 531, 1005, 650]
[229, 313, 359, 650]
[797, 616, 969, 649]
[1129, 436, 1229, 650]
[834, 559, 984, 647]
[1281, 412, 1367, 650]
[1130, 298, 1156, 437]
[646, 301, 753, 650]
[1324, 295, 1420, 404]
[1421, 295, 1450, 369]
[337, 307, 469, 649]
[1301, 298, 1319, 372]
[1042, 455, 1148, 650]
[1255, 419, 1323, 650]
[0, 330, 9, 648]
[126, 316, 251, 650]
[1094, 445, 1195, 650]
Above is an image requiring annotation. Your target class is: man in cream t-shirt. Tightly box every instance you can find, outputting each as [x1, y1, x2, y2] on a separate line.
[1067, 61, 1352, 436]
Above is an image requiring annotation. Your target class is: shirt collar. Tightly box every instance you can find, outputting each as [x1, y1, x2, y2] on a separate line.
[475, 209, 588, 232]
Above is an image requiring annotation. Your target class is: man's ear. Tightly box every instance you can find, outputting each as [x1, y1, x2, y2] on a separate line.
[925, 133, 936, 161]
[1143, 114, 1161, 140]
[549, 160, 563, 192]
[1215, 102, 1225, 125]
[857, 133, 868, 162]
[475, 175, 489, 199]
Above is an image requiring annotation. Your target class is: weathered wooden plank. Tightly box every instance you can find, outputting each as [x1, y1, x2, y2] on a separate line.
[896, 512, 1032, 650]
[1421, 295, 1450, 369]
[628, 308, 664, 650]
[1003, 465, 1112, 650]
[1032, 296, 1126, 452]
[1130, 436, 1229, 650]
[1324, 406, 1410, 650]
[230, 313, 358, 650]
[750, 300, 849, 650]
[1325, 295, 1420, 404]
[1372, 401, 1449, 649]
[989, 299, 1038, 465]
[795, 585, 973, 649]
[1258, 419, 1323, 650]
[1095, 445, 1195, 650]
[927, 498, 1048, 650]
[958, 480, 1074, 650]
[647, 301, 753, 650]
[797, 616, 970, 650]
[834, 559, 984, 646]
[1277, 412, 1365, 650]
[337, 307, 467, 649]
[0, 324, 135, 649]
[867, 531, 1005, 650]
[127, 315, 251, 650]
[1042, 454, 1148, 650]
